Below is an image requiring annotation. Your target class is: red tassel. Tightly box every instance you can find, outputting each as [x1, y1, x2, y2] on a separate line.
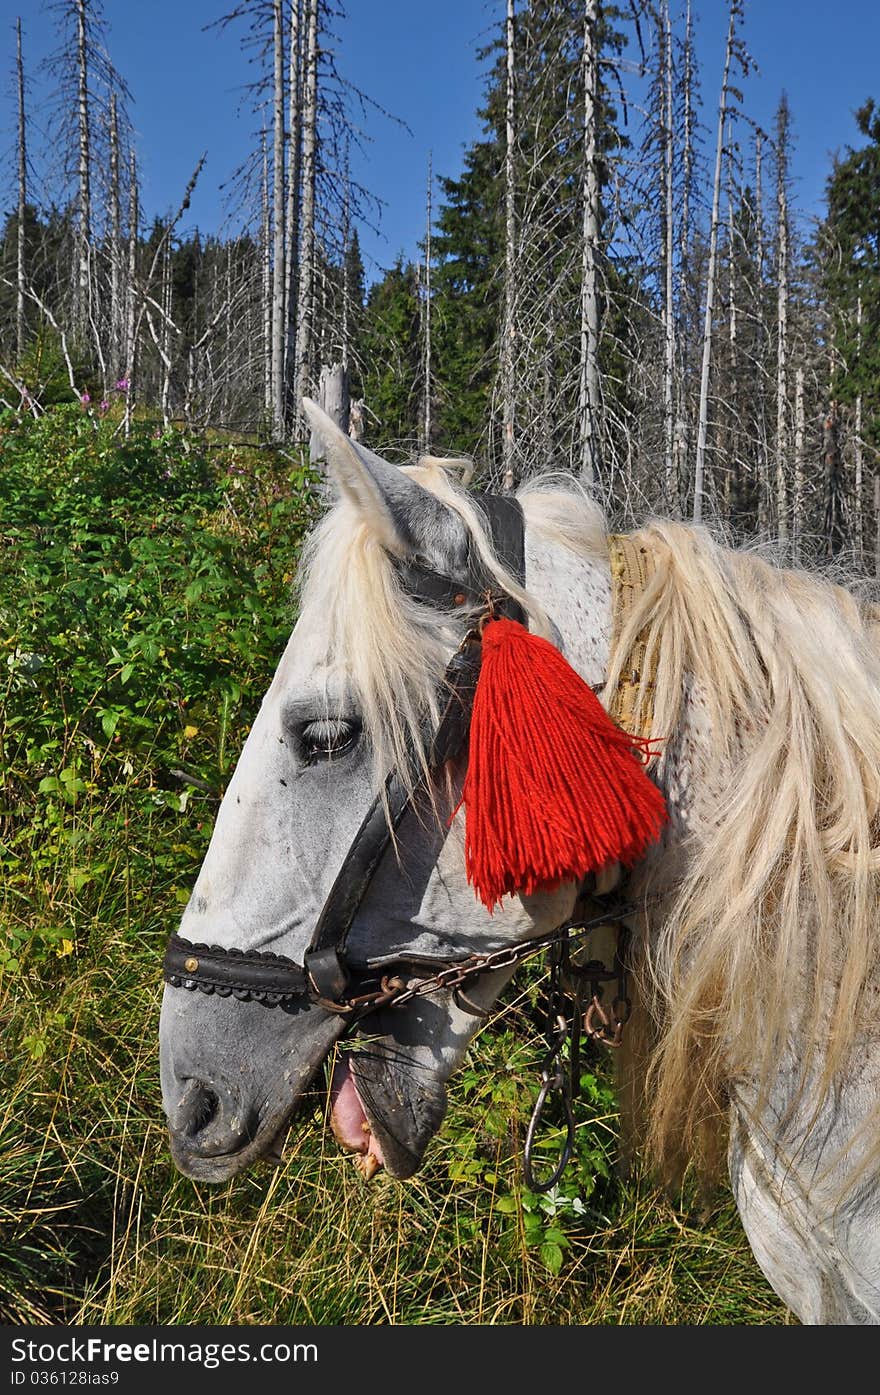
[458, 617, 668, 911]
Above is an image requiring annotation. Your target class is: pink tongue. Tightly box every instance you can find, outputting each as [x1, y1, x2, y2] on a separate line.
[329, 1053, 384, 1165]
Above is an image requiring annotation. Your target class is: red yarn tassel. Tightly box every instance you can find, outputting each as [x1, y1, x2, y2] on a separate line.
[458, 617, 667, 911]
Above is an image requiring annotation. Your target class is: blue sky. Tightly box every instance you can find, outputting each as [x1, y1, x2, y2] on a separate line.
[3, 1, 879, 285]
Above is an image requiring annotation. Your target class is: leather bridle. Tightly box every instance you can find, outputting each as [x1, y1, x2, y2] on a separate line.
[162, 495, 632, 1025]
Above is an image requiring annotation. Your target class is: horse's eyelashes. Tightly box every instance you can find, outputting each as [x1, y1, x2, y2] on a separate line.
[297, 717, 361, 766]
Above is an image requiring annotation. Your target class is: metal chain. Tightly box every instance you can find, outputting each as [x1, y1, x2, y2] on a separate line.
[381, 900, 645, 1010]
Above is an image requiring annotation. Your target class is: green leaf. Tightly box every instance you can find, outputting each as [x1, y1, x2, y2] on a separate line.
[120, 662, 134, 685]
[541, 1227, 569, 1247]
[100, 709, 119, 739]
[539, 1242, 564, 1275]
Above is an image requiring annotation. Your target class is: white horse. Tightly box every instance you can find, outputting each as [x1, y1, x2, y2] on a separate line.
[159, 400, 880, 1325]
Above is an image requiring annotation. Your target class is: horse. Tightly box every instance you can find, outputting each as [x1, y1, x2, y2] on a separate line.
[159, 399, 880, 1325]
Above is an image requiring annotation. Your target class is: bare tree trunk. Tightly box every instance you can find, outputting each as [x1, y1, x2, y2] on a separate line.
[855, 294, 863, 561]
[75, 0, 91, 342]
[123, 150, 138, 436]
[694, 2, 738, 524]
[725, 193, 736, 520]
[675, 0, 694, 503]
[824, 397, 845, 557]
[577, 0, 602, 487]
[793, 365, 804, 561]
[680, 0, 693, 272]
[271, 0, 286, 435]
[294, 0, 318, 432]
[774, 96, 789, 544]
[422, 151, 433, 454]
[109, 92, 122, 380]
[500, 0, 517, 491]
[15, 18, 26, 360]
[222, 242, 233, 421]
[261, 128, 272, 416]
[661, 0, 675, 503]
[160, 235, 172, 424]
[874, 472, 880, 582]
[753, 133, 769, 534]
[284, 0, 302, 421]
[341, 144, 351, 374]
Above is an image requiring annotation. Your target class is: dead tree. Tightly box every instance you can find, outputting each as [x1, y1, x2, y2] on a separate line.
[661, 0, 676, 502]
[774, 94, 790, 544]
[123, 148, 137, 434]
[271, 0, 286, 434]
[108, 91, 122, 376]
[284, 0, 302, 403]
[694, 0, 741, 523]
[500, 0, 518, 490]
[261, 127, 272, 416]
[294, 0, 318, 431]
[793, 364, 804, 560]
[824, 397, 845, 556]
[421, 152, 433, 453]
[75, 0, 91, 341]
[753, 129, 770, 531]
[854, 294, 864, 560]
[15, 18, 26, 359]
[577, 0, 602, 487]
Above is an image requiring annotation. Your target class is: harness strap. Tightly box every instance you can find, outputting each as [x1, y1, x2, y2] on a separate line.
[163, 936, 309, 1003]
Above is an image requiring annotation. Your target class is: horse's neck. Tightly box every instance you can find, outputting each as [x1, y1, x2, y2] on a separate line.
[524, 528, 612, 687]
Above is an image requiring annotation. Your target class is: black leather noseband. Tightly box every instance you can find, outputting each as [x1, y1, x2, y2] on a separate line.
[163, 495, 528, 1017]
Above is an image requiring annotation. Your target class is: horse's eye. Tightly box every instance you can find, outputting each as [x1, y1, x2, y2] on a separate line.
[298, 718, 360, 765]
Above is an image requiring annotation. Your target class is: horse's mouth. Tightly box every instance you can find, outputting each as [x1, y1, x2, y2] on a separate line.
[168, 1057, 441, 1184]
[328, 1052, 387, 1179]
[330, 1042, 448, 1181]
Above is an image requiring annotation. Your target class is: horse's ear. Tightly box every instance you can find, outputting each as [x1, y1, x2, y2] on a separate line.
[301, 397, 468, 568]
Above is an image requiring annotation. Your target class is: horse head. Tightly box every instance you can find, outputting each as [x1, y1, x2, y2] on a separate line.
[159, 402, 620, 1182]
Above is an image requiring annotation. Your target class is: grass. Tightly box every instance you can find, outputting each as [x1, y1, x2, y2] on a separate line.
[0, 865, 791, 1326]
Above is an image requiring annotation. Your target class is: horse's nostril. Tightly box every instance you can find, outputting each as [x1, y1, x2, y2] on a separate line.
[178, 1081, 221, 1139]
[192, 1086, 219, 1135]
[174, 1080, 255, 1157]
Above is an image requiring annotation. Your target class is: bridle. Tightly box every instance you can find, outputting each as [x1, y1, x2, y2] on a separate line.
[162, 495, 640, 1028]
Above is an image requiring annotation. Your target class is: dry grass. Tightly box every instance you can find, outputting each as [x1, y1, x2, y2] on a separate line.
[0, 896, 790, 1327]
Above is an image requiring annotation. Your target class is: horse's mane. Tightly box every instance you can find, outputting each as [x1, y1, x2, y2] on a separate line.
[299, 471, 880, 1186]
[613, 520, 880, 1185]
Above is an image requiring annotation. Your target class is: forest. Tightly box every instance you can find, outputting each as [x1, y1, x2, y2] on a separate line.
[2, 0, 877, 548]
[1, 0, 878, 1329]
